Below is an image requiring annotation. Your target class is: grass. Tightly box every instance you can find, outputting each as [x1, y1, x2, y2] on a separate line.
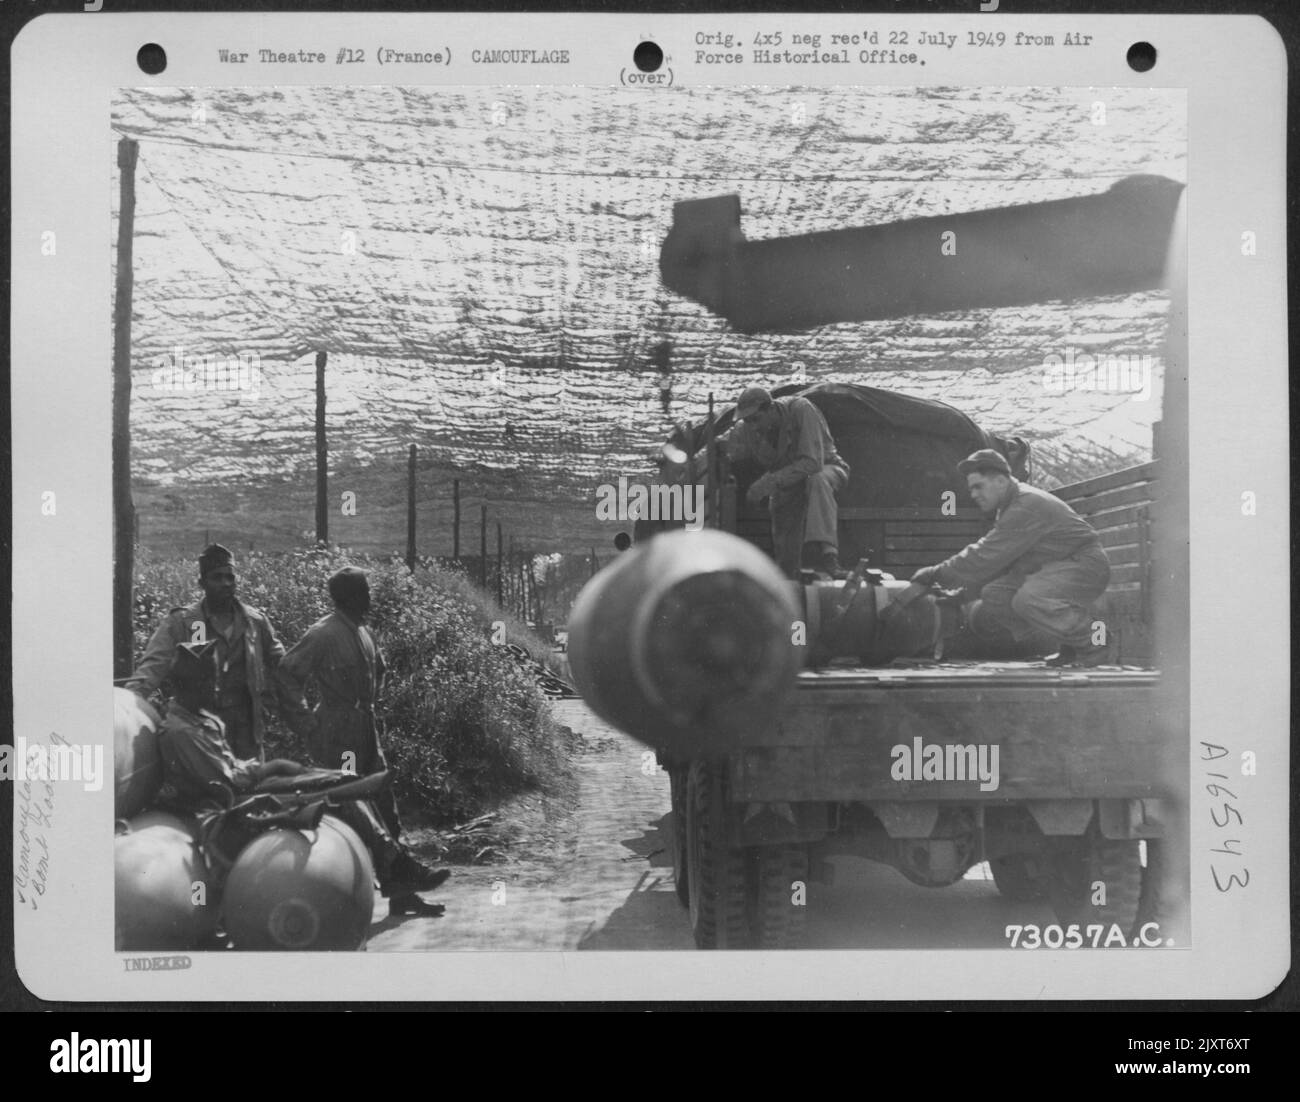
[132, 546, 570, 832]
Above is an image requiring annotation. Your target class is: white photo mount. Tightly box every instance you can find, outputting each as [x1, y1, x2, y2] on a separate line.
[8, 11, 1289, 1002]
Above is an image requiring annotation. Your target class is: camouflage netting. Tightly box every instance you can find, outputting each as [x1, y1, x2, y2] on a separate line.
[112, 85, 1184, 554]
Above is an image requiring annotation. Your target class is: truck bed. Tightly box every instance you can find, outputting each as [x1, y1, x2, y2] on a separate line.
[733, 660, 1170, 803]
[795, 659, 1156, 690]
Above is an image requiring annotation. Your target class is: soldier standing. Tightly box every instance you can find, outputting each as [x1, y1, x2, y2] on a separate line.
[127, 543, 302, 760]
[278, 566, 448, 916]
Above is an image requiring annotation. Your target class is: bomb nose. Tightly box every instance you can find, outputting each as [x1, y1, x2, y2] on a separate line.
[568, 530, 801, 757]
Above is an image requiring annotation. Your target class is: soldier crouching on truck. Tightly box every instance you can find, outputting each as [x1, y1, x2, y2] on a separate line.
[722, 386, 850, 578]
[900, 449, 1112, 667]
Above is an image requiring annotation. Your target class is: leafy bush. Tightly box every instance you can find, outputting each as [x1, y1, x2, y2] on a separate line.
[132, 546, 567, 825]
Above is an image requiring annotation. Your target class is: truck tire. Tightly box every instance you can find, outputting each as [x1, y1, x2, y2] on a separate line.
[1043, 826, 1143, 934]
[748, 844, 809, 949]
[989, 854, 1045, 902]
[668, 766, 689, 908]
[686, 760, 751, 949]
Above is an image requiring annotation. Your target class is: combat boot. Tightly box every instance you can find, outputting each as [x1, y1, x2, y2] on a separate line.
[388, 894, 446, 918]
[385, 851, 451, 892]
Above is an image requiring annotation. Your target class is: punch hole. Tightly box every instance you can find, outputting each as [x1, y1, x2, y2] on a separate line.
[137, 43, 167, 75]
[634, 41, 664, 73]
[614, 532, 632, 551]
[1126, 42, 1156, 73]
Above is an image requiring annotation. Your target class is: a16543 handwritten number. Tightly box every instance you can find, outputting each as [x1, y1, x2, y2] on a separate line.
[1201, 741, 1248, 893]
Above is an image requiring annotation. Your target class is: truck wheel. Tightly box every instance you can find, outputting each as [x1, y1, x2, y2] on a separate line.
[748, 844, 809, 949]
[668, 766, 689, 908]
[989, 854, 1044, 902]
[686, 760, 751, 949]
[1043, 826, 1143, 934]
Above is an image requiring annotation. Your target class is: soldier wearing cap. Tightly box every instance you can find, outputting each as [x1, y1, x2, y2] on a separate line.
[126, 544, 306, 759]
[723, 386, 850, 577]
[277, 566, 447, 916]
[901, 449, 1112, 667]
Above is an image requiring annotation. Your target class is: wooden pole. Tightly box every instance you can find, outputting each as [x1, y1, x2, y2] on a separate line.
[706, 391, 718, 527]
[508, 535, 516, 614]
[527, 556, 539, 624]
[315, 351, 328, 545]
[496, 522, 504, 605]
[480, 505, 488, 588]
[453, 479, 461, 560]
[406, 443, 418, 572]
[112, 137, 139, 681]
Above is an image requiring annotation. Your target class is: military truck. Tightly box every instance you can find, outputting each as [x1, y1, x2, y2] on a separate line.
[638, 386, 1170, 948]
[569, 177, 1187, 949]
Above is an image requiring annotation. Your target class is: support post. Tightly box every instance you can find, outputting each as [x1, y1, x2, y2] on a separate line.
[496, 522, 504, 605]
[112, 137, 139, 680]
[453, 479, 461, 560]
[406, 443, 417, 572]
[315, 351, 328, 545]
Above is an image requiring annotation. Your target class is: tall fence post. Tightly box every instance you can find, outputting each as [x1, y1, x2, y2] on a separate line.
[508, 535, 516, 615]
[315, 350, 328, 545]
[496, 522, 504, 605]
[706, 391, 718, 526]
[453, 479, 461, 561]
[406, 443, 417, 572]
[112, 137, 139, 680]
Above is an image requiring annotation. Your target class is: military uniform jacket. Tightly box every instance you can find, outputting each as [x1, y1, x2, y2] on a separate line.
[126, 597, 303, 752]
[923, 480, 1105, 590]
[276, 610, 388, 774]
[726, 396, 849, 495]
[155, 702, 260, 809]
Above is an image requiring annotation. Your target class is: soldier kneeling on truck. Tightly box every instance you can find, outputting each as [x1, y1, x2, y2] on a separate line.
[899, 449, 1112, 667]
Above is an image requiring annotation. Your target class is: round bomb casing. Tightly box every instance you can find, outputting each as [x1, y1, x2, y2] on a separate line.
[568, 529, 801, 758]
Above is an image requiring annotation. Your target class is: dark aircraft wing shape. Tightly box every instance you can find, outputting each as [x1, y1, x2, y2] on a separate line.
[659, 175, 1185, 332]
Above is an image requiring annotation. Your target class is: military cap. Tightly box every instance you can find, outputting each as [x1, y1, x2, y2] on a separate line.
[736, 386, 773, 420]
[957, 449, 1013, 478]
[198, 543, 235, 578]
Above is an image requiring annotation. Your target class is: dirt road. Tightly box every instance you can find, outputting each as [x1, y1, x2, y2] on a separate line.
[368, 700, 1057, 952]
[367, 700, 692, 951]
